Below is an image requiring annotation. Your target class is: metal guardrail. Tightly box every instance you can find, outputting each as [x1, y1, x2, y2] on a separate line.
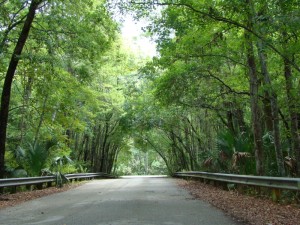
[65, 173, 112, 180]
[0, 172, 113, 188]
[0, 176, 55, 188]
[174, 171, 300, 191]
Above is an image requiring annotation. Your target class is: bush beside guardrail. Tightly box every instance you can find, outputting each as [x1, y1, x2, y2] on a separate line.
[174, 171, 300, 201]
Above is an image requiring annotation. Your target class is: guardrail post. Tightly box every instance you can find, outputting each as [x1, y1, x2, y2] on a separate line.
[36, 183, 43, 190]
[236, 184, 245, 194]
[271, 188, 281, 202]
[11, 186, 17, 194]
[26, 184, 31, 191]
[47, 181, 52, 188]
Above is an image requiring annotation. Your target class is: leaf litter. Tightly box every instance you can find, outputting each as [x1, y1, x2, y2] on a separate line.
[177, 179, 300, 225]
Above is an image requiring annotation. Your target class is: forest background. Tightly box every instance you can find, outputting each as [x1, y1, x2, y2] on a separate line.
[0, 0, 300, 179]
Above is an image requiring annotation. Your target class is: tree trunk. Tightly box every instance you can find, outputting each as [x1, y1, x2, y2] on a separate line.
[224, 102, 235, 134]
[284, 56, 300, 176]
[245, 0, 264, 175]
[234, 108, 246, 133]
[257, 40, 285, 176]
[99, 122, 109, 172]
[19, 75, 33, 145]
[33, 95, 48, 148]
[246, 36, 264, 175]
[0, 0, 42, 178]
[262, 92, 273, 132]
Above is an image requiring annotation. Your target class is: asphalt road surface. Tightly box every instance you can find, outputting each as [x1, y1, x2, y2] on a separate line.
[0, 176, 240, 225]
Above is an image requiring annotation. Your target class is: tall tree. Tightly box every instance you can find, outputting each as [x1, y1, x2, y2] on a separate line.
[0, 0, 44, 178]
[244, 0, 264, 175]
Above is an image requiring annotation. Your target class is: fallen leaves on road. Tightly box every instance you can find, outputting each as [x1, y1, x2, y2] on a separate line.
[177, 179, 300, 225]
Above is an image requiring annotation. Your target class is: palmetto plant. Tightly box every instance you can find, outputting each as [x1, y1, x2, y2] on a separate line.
[215, 130, 255, 174]
[13, 140, 57, 177]
[25, 143, 49, 176]
[51, 155, 73, 173]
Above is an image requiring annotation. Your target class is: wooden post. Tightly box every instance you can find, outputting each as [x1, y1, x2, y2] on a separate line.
[47, 182, 52, 188]
[36, 183, 43, 190]
[11, 186, 17, 194]
[271, 188, 281, 202]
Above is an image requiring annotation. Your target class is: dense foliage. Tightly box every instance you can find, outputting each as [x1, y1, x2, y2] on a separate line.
[0, 0, 127, 177]
[115, 0, 300, 177]
[1, 0, 300, 178]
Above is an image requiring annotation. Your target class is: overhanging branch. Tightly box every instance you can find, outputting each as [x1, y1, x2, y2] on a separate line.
[130, 1, 300, 73]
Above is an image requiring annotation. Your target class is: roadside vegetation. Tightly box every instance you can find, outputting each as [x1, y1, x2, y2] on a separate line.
[1, 0, 300, 179]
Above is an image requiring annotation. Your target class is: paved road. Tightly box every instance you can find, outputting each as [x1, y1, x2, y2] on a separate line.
[0, 176, 240, 225]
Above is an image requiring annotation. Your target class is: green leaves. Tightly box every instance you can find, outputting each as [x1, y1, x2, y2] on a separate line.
[3, 0, 300, 177]
[1, 0, 123, 176]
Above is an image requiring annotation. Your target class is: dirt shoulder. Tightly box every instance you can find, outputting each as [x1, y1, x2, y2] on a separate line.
[0, 182, 85, 210]
[177, 179, 300, 225]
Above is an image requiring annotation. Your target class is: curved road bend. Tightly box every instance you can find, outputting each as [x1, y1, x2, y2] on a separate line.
[0, 176, 241, 225]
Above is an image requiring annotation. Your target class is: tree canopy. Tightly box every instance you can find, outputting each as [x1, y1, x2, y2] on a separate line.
[1, 0, 300, 178]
